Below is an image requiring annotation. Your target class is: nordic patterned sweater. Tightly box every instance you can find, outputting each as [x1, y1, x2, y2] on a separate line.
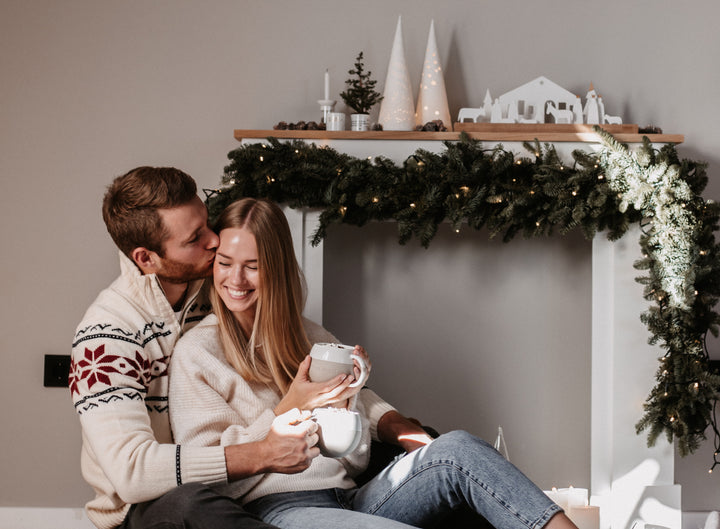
[69, 252, 226, 529]
[169, 314, 397, 505]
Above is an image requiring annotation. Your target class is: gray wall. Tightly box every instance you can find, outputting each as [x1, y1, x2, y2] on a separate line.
[1, 0, 718, 512]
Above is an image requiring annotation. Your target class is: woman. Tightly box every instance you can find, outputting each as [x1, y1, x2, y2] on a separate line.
[169, 198, 578, 529]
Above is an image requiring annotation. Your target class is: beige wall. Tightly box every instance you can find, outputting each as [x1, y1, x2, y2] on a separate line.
[1, 0, 718, 512]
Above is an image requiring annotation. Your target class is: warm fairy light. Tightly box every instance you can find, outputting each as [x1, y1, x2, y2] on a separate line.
[372, 197, 379, 203]
[572, 191, 578, 196]
[265, 175, 275, 183]
[339, 206, 347, 216]
[259, 156, 264, 162]
[460, 186, 470, 194]
[536, 221, 541, 227]
[410, 203, 416, 208]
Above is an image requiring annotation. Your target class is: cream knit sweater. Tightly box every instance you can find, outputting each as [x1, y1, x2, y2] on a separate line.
[169, 314, 396, 505]
[70, 253, 227, 529]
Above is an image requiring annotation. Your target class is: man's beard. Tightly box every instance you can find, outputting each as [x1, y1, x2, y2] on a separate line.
[155, 257, 212, 284]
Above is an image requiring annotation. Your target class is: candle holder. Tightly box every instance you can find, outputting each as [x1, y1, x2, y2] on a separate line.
[318, 99, 336, 124]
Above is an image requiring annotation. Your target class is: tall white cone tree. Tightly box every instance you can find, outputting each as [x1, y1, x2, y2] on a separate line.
[378, 16, 415, 131]
[415, 20, 451, 127]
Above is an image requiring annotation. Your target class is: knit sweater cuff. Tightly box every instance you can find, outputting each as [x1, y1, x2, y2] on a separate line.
[360, 389, 397, 441]
[178, 445, 228, 485]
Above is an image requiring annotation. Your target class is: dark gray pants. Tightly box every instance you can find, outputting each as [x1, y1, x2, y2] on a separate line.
[119, 482, 278, 529]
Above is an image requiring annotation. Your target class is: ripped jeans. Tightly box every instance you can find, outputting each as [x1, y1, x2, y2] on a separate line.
[245, 430, 561, 529]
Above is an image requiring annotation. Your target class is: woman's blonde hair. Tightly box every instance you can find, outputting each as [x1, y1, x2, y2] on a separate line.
[210, 198, 310, 393]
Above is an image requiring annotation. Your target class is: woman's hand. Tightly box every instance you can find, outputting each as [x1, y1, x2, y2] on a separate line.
[351, 344, 372, 383]
[274, 349, 370, 415]
[377, 411, 434, 453]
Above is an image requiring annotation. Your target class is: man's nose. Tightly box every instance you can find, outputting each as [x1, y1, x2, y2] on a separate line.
[206, 229, 220, 250]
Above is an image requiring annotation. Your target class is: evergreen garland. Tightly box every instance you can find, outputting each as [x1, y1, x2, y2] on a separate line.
[208, 129, 720, 466]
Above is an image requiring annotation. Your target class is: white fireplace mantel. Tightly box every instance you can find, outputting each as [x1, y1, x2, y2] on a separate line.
[238, 131, 684, 529]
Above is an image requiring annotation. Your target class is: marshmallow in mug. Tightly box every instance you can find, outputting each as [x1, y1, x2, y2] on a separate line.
[308, 343, 369, 388]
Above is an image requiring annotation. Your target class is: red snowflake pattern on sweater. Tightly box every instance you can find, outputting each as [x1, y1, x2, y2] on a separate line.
[69, 344, 170, 397]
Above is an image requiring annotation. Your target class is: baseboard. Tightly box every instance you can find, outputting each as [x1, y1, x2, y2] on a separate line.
[0, 507, 95, 529]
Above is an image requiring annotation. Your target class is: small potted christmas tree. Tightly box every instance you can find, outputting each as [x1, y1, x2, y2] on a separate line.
[340, 52, 383, 131]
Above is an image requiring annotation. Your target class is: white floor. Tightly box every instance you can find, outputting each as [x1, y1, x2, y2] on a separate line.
[0, 507, 95, 529]
[0, 507, 712, 529]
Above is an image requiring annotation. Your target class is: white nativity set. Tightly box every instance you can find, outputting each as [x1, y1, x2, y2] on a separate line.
[457, 76, 623, 126]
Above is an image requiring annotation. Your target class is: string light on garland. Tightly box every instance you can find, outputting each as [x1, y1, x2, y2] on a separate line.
[209, 129, 720, 463]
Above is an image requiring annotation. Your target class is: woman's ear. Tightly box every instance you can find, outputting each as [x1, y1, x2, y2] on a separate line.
[130, 247, 158, 275]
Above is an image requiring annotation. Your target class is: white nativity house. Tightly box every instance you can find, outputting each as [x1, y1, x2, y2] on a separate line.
[457, 76, 622, 125]
[495, 75, 580, 123]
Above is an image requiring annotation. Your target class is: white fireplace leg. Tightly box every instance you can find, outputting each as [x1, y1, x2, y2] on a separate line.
[592, 225, 681, 529]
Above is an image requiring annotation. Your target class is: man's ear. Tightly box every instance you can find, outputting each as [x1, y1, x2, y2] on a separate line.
[130, 247, 159, 275]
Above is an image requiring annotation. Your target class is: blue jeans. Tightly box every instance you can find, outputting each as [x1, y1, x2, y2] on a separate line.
[245, 430, 561, 529]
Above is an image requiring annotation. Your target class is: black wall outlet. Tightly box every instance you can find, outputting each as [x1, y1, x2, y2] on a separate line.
[44, 354, 71, 387]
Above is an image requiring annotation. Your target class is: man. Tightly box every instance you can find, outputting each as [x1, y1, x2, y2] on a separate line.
[69, 167, 319, 529]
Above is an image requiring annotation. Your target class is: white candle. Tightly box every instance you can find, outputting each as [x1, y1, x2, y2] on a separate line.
[543, 487, 568, 511]
[324, 69, 329, 100]
[566, 487, 588, 511]
[544, 486, 588, 514]
[567, 505, 599, 529]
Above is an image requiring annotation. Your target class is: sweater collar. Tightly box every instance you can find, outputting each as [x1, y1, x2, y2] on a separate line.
[117, 251, 206, 317]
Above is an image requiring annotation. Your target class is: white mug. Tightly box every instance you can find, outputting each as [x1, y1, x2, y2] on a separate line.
[308, 343, 369, 388]
[326, 112, 345, 131]
[313, 407, 362, 458]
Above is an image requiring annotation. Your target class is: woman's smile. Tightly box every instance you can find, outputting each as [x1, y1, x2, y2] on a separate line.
[226, 287, 253, 299]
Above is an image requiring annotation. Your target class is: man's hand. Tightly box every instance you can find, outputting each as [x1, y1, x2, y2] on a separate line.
[224, 409, 319, 480]
[261, 409, 320, 474]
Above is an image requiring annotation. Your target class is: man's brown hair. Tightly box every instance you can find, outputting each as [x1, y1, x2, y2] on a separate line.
[102, 166, 198, 257]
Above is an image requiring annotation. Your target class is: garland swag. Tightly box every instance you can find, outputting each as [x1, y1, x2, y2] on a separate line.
[208, 129, 720, 465]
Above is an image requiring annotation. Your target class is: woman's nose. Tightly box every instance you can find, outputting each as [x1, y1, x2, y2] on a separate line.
[230, 266, 245, 284]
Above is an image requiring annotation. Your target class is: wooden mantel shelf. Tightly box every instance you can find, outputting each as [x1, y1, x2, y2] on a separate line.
[235, 124, 683, 144]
